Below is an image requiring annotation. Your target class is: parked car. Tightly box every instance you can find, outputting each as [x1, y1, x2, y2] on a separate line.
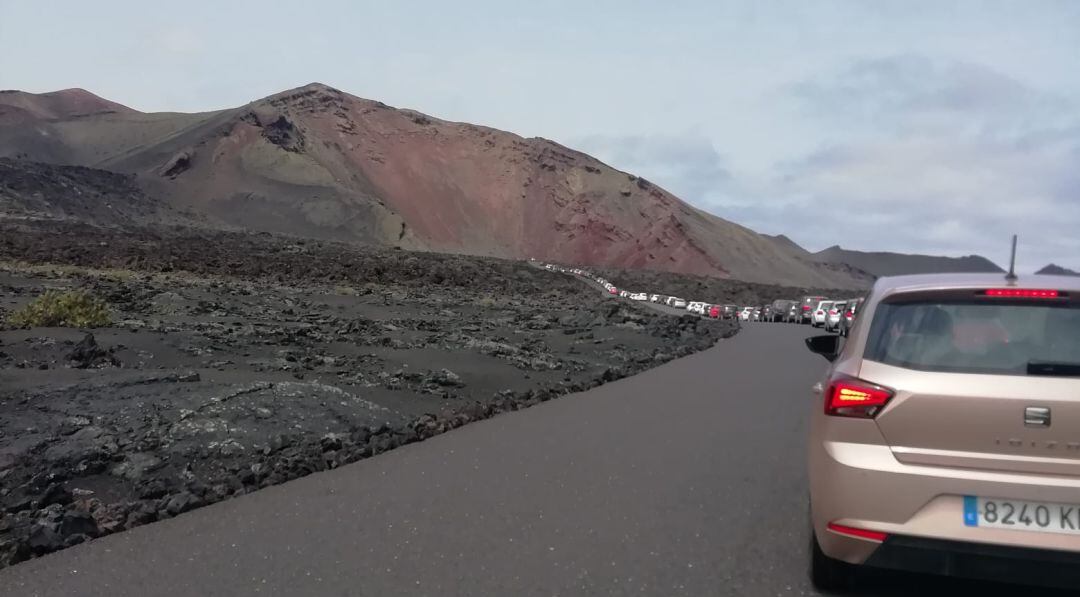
[752, 308, 762, 321]
[708, 305, 721, 318]
[649, 294, 661, 303]
[798, 295, 830, 324]
[630, 292, 648, 301]
[723, 304, 739, 319]
[608, 287, 618, 295]
[739, 307, 752, 321]
[824, 300, 847, 332]
[837, 298, 865, 337]
[812, 300, 834, 327]
[672, 298, 687, 309]
[806, 273, 1080, 590]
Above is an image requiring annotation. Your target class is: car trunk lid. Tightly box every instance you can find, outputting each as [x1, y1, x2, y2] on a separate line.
[865, 362, 1080, 475]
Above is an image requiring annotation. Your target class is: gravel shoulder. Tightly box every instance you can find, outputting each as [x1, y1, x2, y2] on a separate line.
[0, 220, 737, 568]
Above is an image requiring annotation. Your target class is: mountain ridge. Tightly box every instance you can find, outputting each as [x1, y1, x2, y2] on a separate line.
[0, 84, 871, 287]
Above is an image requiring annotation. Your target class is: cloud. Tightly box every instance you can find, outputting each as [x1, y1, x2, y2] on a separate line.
[761, 56, 1080, 270]
[789, 54, 1075, 137]
[574, 55, 1080, 271]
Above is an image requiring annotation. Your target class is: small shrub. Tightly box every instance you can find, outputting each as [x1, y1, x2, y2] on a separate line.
[8, 290, 111, 328]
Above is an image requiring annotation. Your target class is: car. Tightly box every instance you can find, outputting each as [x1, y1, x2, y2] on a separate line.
[708, 305, 721, 318]
[629, 292, 648, 301]
[608, 287, 618, 295]
[649, 294, 661, 303]
[786, 303, 801, 323]
[798, 295, 829, 324]
[723, 304, 739, 320]
[619, 290, 630, 298]
[837, 298, 865, 337]
[672, 298, 687, 309]
[687, 301, 709, 315]
[770, 300, 796, 322]
[824, 300, 847, 332]
[805, 273, 1080, 591]
[812, 300, 834, 327]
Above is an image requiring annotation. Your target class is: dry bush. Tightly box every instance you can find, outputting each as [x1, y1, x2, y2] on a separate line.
[8, 290, 111, 328]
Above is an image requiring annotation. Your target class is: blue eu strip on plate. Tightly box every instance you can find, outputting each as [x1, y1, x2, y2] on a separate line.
[964, 496, 979, 527]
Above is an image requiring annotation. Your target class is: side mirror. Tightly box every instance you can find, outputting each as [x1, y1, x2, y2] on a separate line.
[805, 335, 841, 362]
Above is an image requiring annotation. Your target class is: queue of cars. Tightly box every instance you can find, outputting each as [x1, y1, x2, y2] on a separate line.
[540, 262, 866, 333]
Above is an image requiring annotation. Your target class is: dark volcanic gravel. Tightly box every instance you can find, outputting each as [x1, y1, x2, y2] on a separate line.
[0, 220, 737, 568]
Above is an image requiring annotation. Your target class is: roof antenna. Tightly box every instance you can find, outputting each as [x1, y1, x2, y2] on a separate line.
[1005, 234, 1018, 284]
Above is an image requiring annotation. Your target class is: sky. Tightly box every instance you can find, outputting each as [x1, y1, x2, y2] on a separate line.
[2, 0, 1079, 271]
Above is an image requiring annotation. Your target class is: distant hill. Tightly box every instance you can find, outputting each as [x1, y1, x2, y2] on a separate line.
[0, 83, 870, 288]
[1037, 264, 1080, 276]
[811, 245, 1003, 277]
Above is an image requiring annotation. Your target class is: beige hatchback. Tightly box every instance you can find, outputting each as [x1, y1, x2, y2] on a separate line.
[805, 273, 1080, 590]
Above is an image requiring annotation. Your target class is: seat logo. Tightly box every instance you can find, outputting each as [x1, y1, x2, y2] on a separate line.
[1025, 406, 1051, 428]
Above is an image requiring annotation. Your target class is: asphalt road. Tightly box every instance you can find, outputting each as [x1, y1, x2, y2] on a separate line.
[0, 324, 1067, 596]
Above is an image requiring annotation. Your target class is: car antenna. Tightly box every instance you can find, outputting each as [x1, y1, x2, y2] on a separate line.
[1005, 234, 1018, 285]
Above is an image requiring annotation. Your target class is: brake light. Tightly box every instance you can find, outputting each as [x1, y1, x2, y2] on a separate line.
[983, 288, 1062, 299]
[844, 311, 853, 318]
[825, 376, 893, 418]
[827, 522, 888, 542]
[802, 305, 811, 311]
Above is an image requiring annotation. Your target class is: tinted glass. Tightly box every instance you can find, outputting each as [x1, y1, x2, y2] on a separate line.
[865, 300, 1080, 375]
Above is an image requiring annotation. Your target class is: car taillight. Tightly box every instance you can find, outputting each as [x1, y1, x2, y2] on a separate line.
[844, 311, 853, 318]
[802, 305, 811, 311]
[825, 376, 893, 418]
[827, 522, 888, 542]
[982, 288, 1063, 299]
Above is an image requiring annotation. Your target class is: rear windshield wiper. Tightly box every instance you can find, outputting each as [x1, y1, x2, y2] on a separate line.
[1027, 361, 1080, 377]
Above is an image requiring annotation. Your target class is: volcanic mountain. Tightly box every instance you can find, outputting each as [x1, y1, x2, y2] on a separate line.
[0, 84, 869, 287]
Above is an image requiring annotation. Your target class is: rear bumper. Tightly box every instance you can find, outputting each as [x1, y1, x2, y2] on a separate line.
[810, 433, 1080, 575]
[866, 535, 1080, 588]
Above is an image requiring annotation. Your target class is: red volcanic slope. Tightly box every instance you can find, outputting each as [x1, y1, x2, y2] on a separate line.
[0, 84, 868, 287]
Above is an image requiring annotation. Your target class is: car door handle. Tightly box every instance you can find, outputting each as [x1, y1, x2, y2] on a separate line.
[811, 382, 823, 395]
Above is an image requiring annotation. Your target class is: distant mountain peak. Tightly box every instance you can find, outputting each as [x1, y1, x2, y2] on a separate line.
[812, 246, 1004, 277]
[1036, 264, 1080, 276]
[0, 87, 135, 119]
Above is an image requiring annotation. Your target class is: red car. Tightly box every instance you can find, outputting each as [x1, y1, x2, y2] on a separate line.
[609, 287, 618, 295]
[708, 305, 721, 318]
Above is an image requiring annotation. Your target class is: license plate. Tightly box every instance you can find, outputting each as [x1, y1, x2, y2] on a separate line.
[964, 496, 1080, 535]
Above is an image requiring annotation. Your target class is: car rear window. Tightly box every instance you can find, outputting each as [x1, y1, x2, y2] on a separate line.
[864, 300, 1080, 375]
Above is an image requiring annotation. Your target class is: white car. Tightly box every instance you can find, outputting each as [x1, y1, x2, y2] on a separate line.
[812, 300, 834, 327]
[739, 307, 753, 321]
[619, 290, 630, 298]
[629, 292, 648, 301]
[649, 294, 660, 302]
[672, 299, 687, 308]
